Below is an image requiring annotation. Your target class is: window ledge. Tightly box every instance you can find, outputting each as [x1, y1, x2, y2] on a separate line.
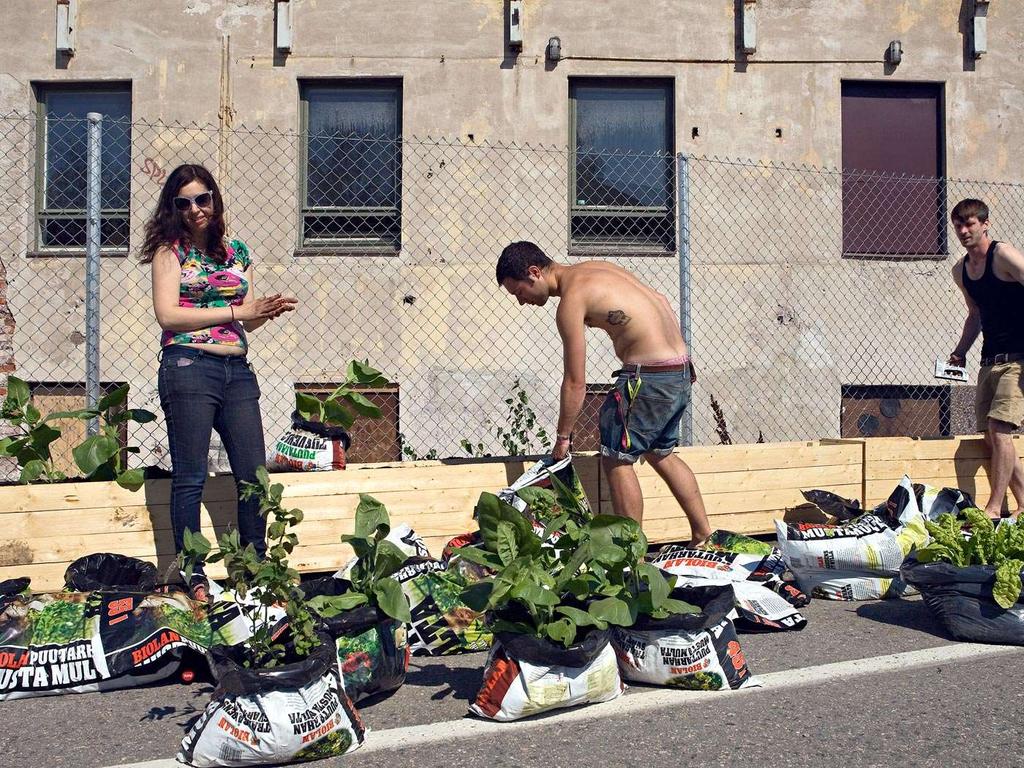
[27, 249, 130, 259]
[293, 246, 400, 258]
[569, 245, 676, 259]
[842, 251, 948, 262]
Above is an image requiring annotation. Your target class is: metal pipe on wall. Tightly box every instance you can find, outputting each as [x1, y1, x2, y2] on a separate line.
[85, 112, 102, 435]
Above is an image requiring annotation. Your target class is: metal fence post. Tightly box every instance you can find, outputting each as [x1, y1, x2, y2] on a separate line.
[85, 112, 102, 435]
[677, 152, 693, 446]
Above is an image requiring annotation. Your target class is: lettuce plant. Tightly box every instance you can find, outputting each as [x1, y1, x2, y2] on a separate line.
[459, 487, 695, 648]
[916, 508, 1024, 609]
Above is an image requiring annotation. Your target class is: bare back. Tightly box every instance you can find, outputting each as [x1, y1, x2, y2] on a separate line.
[557, 261, 686, 363]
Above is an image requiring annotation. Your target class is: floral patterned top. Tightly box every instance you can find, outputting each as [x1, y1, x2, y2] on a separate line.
[160, 238, 251, 351]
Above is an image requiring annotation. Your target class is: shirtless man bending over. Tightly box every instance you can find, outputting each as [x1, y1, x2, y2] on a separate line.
[497, 241, 712, 545]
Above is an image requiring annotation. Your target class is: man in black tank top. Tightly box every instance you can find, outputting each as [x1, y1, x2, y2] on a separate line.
[949, 198, 1024, 519]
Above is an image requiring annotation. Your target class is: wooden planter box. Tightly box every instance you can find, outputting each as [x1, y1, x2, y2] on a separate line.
[612, 440, 864, 544]
[0, 439, 863, 593]
[849, 434, 1024, 509]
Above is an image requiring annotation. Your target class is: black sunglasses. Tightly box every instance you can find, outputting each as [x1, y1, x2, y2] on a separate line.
[173, 191, 213, 211]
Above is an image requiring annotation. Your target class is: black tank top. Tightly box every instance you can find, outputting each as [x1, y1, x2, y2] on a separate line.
[962, 240, 1024, 358]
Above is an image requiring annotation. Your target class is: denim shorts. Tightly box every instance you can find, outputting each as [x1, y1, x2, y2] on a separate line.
[599, 369, 691, 463]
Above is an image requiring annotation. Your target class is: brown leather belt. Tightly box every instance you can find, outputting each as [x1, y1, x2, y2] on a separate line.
[980, 352, 1024, 367]
[612, 362, 688, 377]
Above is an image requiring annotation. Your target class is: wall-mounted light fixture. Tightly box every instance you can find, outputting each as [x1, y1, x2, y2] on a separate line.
[887, 39, 903, 65]
[740, 0, 757, 54]
[56, 0, 78, 55]
[275, 0, 292, 53]
[508, 1, 523, 51]
[972, 0, 989, 59]
[546, 36, 561, 63]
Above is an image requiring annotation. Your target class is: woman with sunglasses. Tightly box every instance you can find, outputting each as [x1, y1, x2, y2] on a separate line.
[140, 164, 297, 599]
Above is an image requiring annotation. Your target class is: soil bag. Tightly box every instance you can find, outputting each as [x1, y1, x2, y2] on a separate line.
[266, 411, 350, 472]
[399, 559, 492, 655]
[496, 455, 593, 535]
[612, 585, 757, 690]
[901, 554, 1024, 645]
[469, 629, 623, 721]
[302, 576, 409, 702]
[650, 533, 808, 630]
[178, 631, 365, 767]
[64, 553, 158, 593]
[0, 590, 209, 701]
[775, 512, 928, 601]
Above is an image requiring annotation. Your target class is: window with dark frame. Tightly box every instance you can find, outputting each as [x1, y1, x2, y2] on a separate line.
[293, 382, 400, 463]
[841, 81, 946, 257]
[35, 84, 132, 251]
[571, 384, 616, 453]
[300, 80, 402, 251]
[570, 78, 675, 253]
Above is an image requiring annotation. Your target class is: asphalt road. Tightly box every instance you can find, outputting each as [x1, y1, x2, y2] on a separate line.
[2, 597, 1021, 768]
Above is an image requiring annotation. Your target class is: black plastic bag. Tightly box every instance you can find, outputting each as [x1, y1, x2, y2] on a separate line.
[64, 553, 158, 592]
[801, 489, 862, 522]
[901, 553, 1024, 645]
[303, 576, 408, 702]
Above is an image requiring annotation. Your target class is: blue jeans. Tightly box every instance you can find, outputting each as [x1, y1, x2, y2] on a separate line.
[157, 345, 267, 566]
[599, 369, 691, 463]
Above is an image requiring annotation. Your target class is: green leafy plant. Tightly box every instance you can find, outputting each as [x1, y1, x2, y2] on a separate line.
[296, 360, 387, 429]
[494, 378, 551, 457]
[397, 432, 441, 461]
[0, 376, 154, 489]
[306, 494, 412, 624]
[181, 466, 317, 667]
[458, 487, 695, 648]
[916, 509, 1024, 609]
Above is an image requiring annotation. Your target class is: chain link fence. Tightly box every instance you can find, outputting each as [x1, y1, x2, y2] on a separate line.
[1, 111, 1022, 474]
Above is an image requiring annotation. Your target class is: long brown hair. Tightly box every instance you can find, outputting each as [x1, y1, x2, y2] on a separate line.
[139, 164, 227, 264]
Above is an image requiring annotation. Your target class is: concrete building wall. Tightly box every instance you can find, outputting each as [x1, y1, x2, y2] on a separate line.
[1, 0, 1022, 457]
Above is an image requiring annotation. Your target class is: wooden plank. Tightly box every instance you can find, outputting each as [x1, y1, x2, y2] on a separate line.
[862, 435, 1023, 462]
[596, 483, 862, 519]
[0, 455, 601, 515]
[667, 442, 861, 473]
[629, 463, 860, 497]
[865, 458, 992, 482]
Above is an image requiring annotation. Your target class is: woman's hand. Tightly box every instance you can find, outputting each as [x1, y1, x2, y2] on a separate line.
[238, 294, 298, 323]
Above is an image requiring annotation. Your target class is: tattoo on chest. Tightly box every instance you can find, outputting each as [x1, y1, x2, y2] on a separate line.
[607, 310, 631, 326]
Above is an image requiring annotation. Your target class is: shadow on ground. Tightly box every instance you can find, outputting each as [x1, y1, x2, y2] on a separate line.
[855, 598, 950, 640]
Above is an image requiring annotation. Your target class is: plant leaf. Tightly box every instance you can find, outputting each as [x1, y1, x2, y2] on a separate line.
[72, 434, 119, 476]
[19, 459, 48, 484]
[993, 559, 1024, 610]
[460, 581, 495, 612]
[544, 617, 576, 647]
[588, 596, 637, 626]
[372, 578, 412, 623]
[354, 494, 390, 539]
[115, 468, 145, 491]
[295, 392, 324, 421]
[96, 384, 129, 412]
[495, 521, 520, 566]
[6, 376, 30, 408]
[308, 592, 367, 617]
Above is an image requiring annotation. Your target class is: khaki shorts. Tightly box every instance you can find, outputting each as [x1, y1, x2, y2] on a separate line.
[975, 361, 1024, 431]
